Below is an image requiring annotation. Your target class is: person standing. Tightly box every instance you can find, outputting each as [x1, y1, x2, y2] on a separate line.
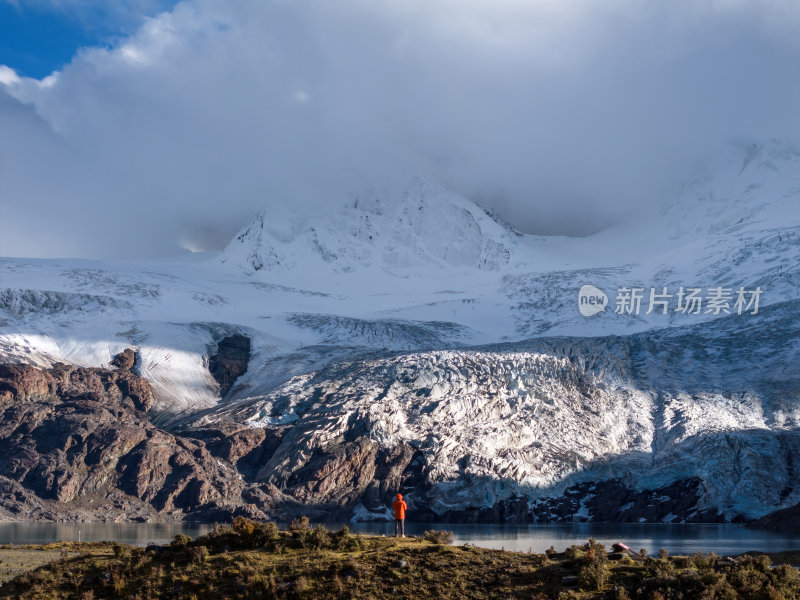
[393, 493, 407, 537]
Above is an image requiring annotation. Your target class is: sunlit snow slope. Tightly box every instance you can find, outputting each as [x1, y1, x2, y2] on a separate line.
[1, 140, 799, 522]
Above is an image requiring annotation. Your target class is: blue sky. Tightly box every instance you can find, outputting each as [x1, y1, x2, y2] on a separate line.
[0, 1, 177, 78]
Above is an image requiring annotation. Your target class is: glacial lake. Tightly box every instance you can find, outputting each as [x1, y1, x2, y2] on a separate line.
[1, 522, 798, 557]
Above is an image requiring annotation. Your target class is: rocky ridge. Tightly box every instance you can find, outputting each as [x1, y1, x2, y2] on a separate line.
[0, 353, 265, 522]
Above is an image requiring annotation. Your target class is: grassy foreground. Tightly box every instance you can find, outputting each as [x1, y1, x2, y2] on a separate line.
[0, 518, 799, 599]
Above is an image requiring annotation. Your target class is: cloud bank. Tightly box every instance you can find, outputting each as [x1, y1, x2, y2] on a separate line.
[1, 0, 798, 258]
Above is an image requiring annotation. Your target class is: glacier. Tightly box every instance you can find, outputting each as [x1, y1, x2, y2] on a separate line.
[0, 140, 798, 523]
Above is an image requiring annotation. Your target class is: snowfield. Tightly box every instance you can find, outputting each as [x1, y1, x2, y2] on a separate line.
[1, 140, 799, 521]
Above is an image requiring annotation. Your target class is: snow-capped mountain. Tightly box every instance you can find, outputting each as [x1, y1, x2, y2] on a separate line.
[0, 140, 798, 523]
[220, 176, 518, 274]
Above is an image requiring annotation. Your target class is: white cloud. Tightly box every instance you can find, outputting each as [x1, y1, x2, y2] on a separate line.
[1, 0, 799, 258]
[0, 65, 21, 86]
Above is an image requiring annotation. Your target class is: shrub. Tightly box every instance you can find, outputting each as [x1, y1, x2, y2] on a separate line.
[579, 561, 609, 590]
[260, 520, 280, 539]
[658, 548, 669, 560]
[224, 517, 281, 548]
[755, 554, 772, 572]
[171, 534, 192, 548]
[307, 524, 330, 549]
[289, 516, 311, 533]
[672, 555, 693, 569]
[579, 539, 609, 591]
[621, 554, 634, 566]
[189, 545, 208, 563]
[232, 516, 256, 537]
[706, 552, 721, 568]
[423, 530, 454, 545]
[585, 542, 606, 561]
[545, 545, 557, 557]
[768, 564, 800, 597]
[692, 550, 719, 570]
[652, 559, 676, 578]
[348, 534, 365, 551]
[615, 587, 632, 600]
[566, 545, 583, 560]
[331, 525, 359, 551]
[294, 575, 309, 593]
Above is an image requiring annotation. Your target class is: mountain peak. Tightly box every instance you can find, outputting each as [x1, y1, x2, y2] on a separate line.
[220, 176, 517, 274]
[656, 139, 800, 240]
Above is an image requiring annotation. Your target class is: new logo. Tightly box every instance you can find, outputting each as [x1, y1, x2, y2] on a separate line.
[578, 285, 608, 317]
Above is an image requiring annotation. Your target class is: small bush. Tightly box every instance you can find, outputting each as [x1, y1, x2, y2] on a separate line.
[349, 534, 365, 551]
[545, 545, 557, 557]
[585, 542, 606, 561]
[579, 561, 609, 590]
[423, 530, 454, 545]
[225, 517, 280, 548]
[658, 548, 669, 560]
[289, 516, 311, 533]
[189, 545, 208, 563]
[692, 550, 717, 570]
[307, 524, 330, 549]
[332, 525, 359, 551]
[755, 554, 772, 572]
[171, 534, 192, 548]
[259, 520, 280, 539]
[652, 559, 676, 578]
[672, 555, 693, 569]
[294, 575, 309, 593]
[621, 554, 634, 566]
[615, 587, 632, 600]
[579, 539, 609, 591]
[566, 545, 583, 560]
[232, 516, 256, 536]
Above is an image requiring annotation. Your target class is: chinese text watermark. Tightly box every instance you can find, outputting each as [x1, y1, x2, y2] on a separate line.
[579, 285, 762, 317]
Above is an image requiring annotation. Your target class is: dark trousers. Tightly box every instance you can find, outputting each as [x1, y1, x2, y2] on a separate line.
[394, 518, 405, 536]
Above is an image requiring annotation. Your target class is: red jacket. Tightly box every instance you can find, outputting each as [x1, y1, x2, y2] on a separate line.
[393, 495, 407, 519]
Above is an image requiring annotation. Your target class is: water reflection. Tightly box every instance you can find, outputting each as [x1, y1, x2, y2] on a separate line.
[0, 521, 797, 556]
[0, 522, 215, 547]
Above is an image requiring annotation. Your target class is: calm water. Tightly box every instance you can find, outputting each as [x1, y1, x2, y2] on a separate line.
[1, 521, 798, 556]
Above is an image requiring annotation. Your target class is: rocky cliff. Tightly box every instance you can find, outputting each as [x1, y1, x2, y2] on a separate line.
[0, 354, 267, 522]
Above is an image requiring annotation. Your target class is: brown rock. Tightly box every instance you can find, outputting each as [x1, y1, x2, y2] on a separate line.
[111, 348, 136, 371]
[209, 335, 251, 396]
[115, 370, 155, 412]
[282, 437, 379, 505]
[0, 362, 246, 519]
[0, 364, 55, 403]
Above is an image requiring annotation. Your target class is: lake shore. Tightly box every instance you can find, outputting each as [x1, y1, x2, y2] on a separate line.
[2, 520, 799, 557]
[1, 520, 799, 598]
